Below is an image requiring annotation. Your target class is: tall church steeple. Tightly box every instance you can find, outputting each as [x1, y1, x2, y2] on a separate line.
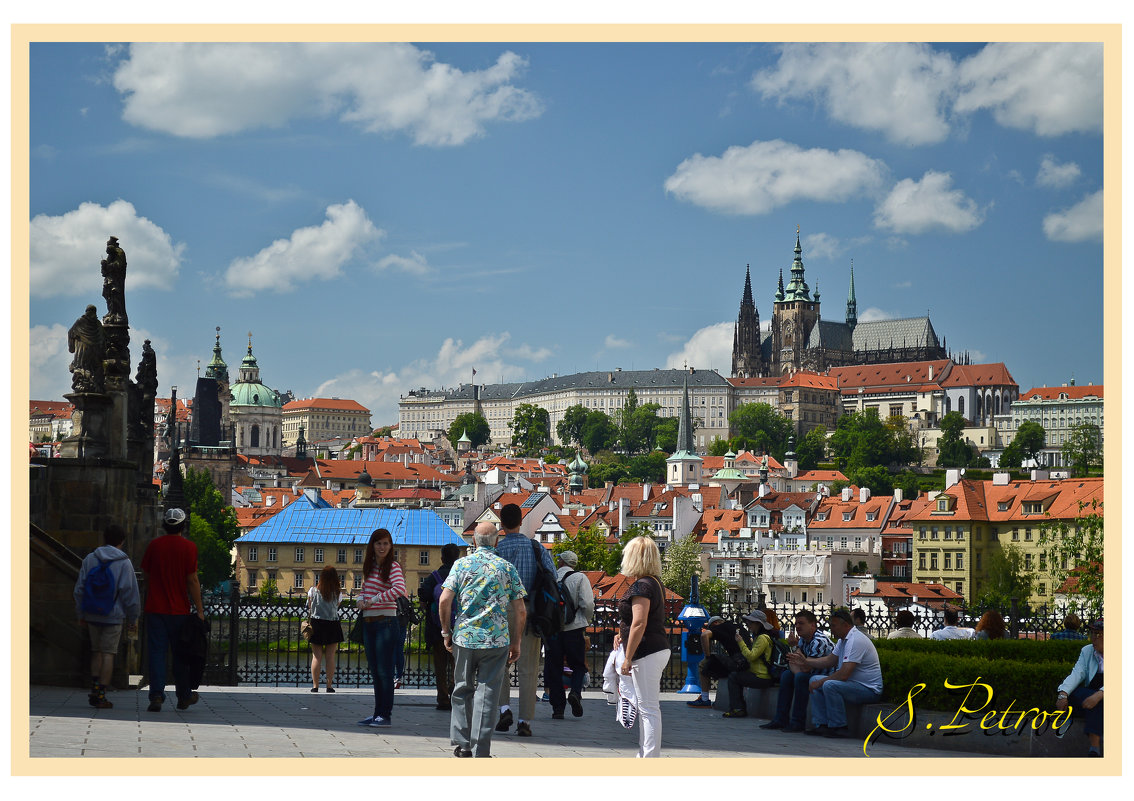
[846, 260, 858, 330]
[731, 265, 764, 378]
[666, 376, 702, 488]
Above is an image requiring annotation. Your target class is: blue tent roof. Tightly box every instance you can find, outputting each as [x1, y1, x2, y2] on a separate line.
[236, 496, 466, 547]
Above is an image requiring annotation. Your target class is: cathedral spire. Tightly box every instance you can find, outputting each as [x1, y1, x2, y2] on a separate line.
[675, 376, 694, 455]
[742, 264, 754, 307]
[732, 264, 763, 378]
[205, 325, 229, 383]
[783, 227, 811, 301]
[775, 268, 785, 302]
[846, 260, 858, 330]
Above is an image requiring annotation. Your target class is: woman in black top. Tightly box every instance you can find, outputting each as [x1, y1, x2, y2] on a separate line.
[614, 535, 670, 757]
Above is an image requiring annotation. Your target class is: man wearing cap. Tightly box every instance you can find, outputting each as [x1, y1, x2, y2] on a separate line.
[686, 615, 753, 708]
[798, 607, 883, 738]
[140, 508, 205, 713]
[544, 550, 595, 720]
[1055, 619, 1104, 756]
[722, 611, 779, 718]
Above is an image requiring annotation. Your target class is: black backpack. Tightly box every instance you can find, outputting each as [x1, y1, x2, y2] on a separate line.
[558, 569, 579, 626]
[527, 539, 564, 638]
[761, 635, 791, 680]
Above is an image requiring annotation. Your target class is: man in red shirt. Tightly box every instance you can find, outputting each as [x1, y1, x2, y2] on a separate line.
[141, 508, 204, 712]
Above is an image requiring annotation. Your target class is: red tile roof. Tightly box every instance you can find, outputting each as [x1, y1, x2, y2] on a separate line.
[29, 400, 74, 419]
[829, 360, 952, 392]
[939, 363, 1017, 388]
[283, 397, 370, 412]
[851, 581, 964, 609]
[1018, 385, 1103, 401]
[779, 371, 839, 390]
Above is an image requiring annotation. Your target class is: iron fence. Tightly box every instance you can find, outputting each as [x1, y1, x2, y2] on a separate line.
[197, 589, 1101, 691]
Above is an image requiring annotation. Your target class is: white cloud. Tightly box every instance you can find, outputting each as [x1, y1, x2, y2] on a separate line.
[1036, 154, 1082, 189]
[1043, 190, 1103, 243]
[665, 139, 886, 215]
[956, 43, 1103, 136]
[314, 332, 549, 424]
[30, 200, 185, 299]
[803, 232, 841, 261]
[112, 43, 543, 146]
[375, 250, 431, 276]
[663, 322, 733, 372]
[873, 171, 985, 235]
[857, 307, 893, 323]
[223, 201, 383, 296]
[605, 335, 633, 349]
[753, 43, 957, 146]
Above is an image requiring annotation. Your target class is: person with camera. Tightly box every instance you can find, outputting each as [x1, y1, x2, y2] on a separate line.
[685, 615, 752, 709]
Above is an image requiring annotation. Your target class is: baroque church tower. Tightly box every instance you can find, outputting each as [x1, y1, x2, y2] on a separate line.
[770, 229, 821, 375]
[730, 265, 765, 378]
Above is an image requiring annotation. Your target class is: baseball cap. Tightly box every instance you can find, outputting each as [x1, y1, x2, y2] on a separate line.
[558, 550, 579, 567]
[704, 616, 725, 627]
[742, 610, 774, 630]
[163, 507, 187, 526]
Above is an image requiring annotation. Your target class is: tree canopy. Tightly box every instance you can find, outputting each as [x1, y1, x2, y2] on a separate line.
[183, 467, 239, 590]
[1062, 422, 1101, 476]
[978, 545, 1035, 610]
[510, 403, 551, 456]
[1039, 500, 1103, 612]
[829, 408, 918, 470]
[936, 411, 976, 467]
[728, 403, 793, 461]
[660, 531, 703, 600]
[448, 412, 490, 450]
[556, 404, 590, 448]
[551, 525, 611, 573]
[580, 410, 619, 454]
[796, 425, 829, 471]
[1014, 421, 1047, 465]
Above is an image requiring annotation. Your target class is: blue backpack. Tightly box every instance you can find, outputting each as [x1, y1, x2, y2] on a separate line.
[82, 558, 117, 617]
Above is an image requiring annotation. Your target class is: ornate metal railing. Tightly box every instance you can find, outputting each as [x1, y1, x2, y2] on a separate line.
[198, 590, 1101, 690]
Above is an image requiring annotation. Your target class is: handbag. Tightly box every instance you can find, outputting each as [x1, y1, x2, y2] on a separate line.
[300, 619, 313, 642]
[348, 614, 365, 645]
[396, 595, 421, 625]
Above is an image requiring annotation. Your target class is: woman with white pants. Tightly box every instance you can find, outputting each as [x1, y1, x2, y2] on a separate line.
[614, 536, 671, 758]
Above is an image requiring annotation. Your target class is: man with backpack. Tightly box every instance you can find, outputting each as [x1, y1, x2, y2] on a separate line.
[685, 615, 752, 709]
[543, 550, 595, 720]
[418, 543, 462, 710]
[73, 524, 141, 709]
[141, 507, 205, 713]
[491, 502, 556, 737]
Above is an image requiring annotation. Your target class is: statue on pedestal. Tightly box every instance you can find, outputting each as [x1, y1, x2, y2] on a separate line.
[101, 236, 127, 324]
[68, 305, 105, 394]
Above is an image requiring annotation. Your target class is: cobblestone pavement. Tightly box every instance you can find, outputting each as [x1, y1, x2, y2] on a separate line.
[27, 684, 998, 760]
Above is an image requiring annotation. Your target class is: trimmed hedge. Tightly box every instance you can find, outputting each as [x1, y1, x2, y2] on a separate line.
[873, 638, 1084, 713]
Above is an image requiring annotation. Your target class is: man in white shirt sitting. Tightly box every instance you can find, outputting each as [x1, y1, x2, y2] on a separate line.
[930, 607, 976, 640]
[796, 607, 883, 738]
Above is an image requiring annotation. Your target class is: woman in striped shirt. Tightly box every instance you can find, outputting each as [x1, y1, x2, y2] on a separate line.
[356, 528, 405, 727]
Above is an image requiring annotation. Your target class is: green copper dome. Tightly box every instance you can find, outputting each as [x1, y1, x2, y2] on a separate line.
[230, 381, 282, 408]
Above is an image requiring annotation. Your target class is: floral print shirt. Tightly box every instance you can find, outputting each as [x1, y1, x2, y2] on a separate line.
[442, 546, 527, 649]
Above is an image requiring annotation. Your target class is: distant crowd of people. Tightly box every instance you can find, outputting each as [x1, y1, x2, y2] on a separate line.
[74, 507, 1103, 759]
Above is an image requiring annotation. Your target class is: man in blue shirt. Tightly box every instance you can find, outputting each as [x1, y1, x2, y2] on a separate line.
[491, 502, 555, 738]
[799, 607, 883, 738]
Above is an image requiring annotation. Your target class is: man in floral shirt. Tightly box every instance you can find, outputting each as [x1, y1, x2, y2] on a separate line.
[439, 522, 527, 758]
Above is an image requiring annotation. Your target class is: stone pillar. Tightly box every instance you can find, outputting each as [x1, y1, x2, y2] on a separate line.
[102, 318, 132, 460]
[59, 392, 114, 459]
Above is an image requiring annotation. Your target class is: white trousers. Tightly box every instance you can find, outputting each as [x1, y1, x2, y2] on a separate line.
[629, 648, 670, 758]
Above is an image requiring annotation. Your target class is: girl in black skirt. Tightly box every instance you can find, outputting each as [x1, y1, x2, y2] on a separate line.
[307, 566, 344, 692]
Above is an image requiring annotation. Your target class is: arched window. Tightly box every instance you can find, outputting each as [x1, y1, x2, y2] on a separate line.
[958, 396, 965, 418]
[976, 395, 982, 419]
[945, 396, 951, 414]
[994, 395, 1001, 416]
[251, 424, 260, 447]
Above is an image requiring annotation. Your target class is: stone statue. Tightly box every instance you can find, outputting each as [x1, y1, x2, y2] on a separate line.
[68, 305, 105, 393]
[761, 452, 769, 470]
[101, 236, 127, 323]
[136, 339, 158, 397]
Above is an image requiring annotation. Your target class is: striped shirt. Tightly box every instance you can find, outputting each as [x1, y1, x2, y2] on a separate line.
[801, 630, 836, 676]
[359, 562, 406, 617]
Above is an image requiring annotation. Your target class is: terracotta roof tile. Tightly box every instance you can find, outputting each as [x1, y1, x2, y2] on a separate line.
[1018, 385, 1103, 401]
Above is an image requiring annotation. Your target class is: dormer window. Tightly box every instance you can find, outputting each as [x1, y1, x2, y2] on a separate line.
[866, 512, 877, 522]
[1022, 501, 1044, 515]
[842, 512, 853, 522]
[816, 512, 827, 521]
[997, 502, 1009, 512]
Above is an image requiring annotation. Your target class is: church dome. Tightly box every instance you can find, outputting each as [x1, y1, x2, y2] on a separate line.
[230, 381, 282, 408]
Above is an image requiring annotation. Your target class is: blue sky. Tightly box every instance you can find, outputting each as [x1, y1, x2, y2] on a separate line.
[28, 41, 1104, 426]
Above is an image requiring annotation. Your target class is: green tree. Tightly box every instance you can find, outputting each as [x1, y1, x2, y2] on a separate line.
[1062, 422, 1102, 476]
[606, 523, 654, 576]
[184, 467, 240, 548]
[1014, 421, 1047, 466]
[617, 389, 641, 454]
[885, 416, 920, 464]
[978, 545, 1035, 609]
[448, 412, 490, 450]
[257, 577, 280, 602]
[580, 410, 618, 454]
[846, 465, 893, 496]
[894, 469, 921, 500]
[729, 403, 793, 461]
[937, 411, 975, 467]
[372, 425, 394, 438]
[1039, 500, 1104, 611]
[699, 577, 729, 615]
[551, 525, 611, 572]
[556, 404, 590, 448]
[654, 417, 680, 453]
[588, 452, 629, 487]
[621, 402, 664, 456]
[796, 425, 828, 471]
[998, 441, 1022, 469]
[625, 450, 668, 483]
[660, 531, 703, 600]
[510, 403, 551, 456]
[187, 515, 234, 591]
[707, 438, 732, 457]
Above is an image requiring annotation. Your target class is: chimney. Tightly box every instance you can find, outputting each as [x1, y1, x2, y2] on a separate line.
[758, 482, 767, 498]
[642, 482, 651, 501]
[928, 365, 934, 381]
[893, 487, 903, 503]
[992, 472, 1010, 486]
[841, 486, 852, 502]
[944, 468, 962, 488]
[859, 486, 871, 503]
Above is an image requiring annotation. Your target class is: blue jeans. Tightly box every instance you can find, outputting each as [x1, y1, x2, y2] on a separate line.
[1069, 686, 1104, 736]
[394, 616, 407, 680]
[773, 669, 819, 726]
[146, 612, 191, 703]
[363, 617, 399, 718]
[809, 679, 882, 729]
